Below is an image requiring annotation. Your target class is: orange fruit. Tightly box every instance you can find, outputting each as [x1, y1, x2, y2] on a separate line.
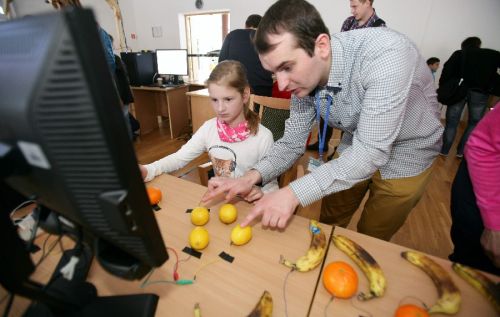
[394, 304, 429, 317]
[322, 261, 358, 298]
[146, 187, 162, 205]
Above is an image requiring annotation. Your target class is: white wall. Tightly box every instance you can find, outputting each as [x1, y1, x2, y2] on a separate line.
[13, 0, 500, 79]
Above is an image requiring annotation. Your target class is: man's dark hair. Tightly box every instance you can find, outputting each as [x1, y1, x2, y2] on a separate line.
[461, 37, 481, 50]
[254, 0, 330, 57]
[426, 57, 440, 65]
[245, 14, 262, 28]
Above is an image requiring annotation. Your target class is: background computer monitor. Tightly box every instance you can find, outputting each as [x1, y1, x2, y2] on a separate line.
[156, 49, 188, 81]
[0, 8, 168, 280]
[120, 51, 156, 86]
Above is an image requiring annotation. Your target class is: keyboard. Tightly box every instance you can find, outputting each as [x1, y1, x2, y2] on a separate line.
[146, 83, 182, 88]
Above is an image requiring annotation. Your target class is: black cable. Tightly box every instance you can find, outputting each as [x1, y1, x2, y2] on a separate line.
[2, 293, 14, 317]
[35, 236, 62, 268]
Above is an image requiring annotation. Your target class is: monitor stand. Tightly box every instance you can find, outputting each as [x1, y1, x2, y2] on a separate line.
[0, 205, 159, 317]
[0, 151, 160, 317]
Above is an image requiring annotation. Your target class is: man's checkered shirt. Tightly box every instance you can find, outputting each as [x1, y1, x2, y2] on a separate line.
[254, 27, 444, 206]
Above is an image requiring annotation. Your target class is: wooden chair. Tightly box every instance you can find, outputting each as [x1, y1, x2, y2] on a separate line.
[249, 94, 291, 141]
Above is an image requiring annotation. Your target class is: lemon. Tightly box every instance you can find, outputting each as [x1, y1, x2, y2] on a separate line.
[219, 203, 238, 224]
[189, 226, 209, 250]
[231, 224, 252, 246]
[191, 206, 209, 226]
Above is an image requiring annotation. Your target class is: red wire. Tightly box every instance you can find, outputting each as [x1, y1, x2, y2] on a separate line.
[166, 247, 180, 281]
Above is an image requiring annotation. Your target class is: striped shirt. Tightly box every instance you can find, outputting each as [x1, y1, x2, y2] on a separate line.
[254, 28, 444, 206]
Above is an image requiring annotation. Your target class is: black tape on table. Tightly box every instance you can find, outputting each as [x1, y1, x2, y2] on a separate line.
[152, 204, 161, 211]
[182, 246, 202, 259]
[218, 251, 234, 263]
[185, 208, 210, 213]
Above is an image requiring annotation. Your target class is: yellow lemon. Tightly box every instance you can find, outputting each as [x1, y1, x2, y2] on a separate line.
[189, 226, 209, 250]
[231, 224, 252, 246]
[191, 206, 209, 226]
[219, 203, 238, 224]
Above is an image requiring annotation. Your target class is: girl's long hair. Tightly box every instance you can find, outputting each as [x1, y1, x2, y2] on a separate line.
[206, 60, 259, 135]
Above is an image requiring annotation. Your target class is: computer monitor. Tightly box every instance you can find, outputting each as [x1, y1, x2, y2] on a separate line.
[120, 51, 156, 86]
[0, 7, 167, 284]
[156, 49, 188, 83]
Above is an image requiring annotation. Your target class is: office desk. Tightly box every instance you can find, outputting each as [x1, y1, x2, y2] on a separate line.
[186, 88, 215, 133]
[310, 226, 500, 317]
[131, 86, 189, 137]
[86, 175, 333, 316]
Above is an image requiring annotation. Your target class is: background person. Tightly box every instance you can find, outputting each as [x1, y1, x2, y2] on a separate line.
[449, 103, 500, 275]
[219, 14, 273, 97]
[439, 36, 500, 157]
[426, 57, 440, 82]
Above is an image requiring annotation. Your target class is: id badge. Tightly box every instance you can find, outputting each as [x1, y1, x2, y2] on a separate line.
[307, 157, 323, 172]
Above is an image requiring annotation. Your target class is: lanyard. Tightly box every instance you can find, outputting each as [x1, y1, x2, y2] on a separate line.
[315, 91, 333, 161]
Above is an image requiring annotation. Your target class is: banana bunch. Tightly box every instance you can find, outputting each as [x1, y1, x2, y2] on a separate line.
[332, 234, 386, 300]
[452, 262, 500, 314]
[401, 250, 461, 314]
[247, 290, 273, 317]
[280, 220, 326, 272]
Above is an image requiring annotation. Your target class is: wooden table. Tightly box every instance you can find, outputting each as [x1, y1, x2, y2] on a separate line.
[310, 226, 500, 317]
[186, 88, 215, 133]
[86, 175, 333, 316]
[131, 85, 189, 137]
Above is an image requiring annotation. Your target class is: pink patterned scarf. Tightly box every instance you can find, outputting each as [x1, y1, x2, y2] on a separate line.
[216, 118, 250, 143]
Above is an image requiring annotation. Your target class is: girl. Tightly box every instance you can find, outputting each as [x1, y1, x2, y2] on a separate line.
[139, 60, 278, 200]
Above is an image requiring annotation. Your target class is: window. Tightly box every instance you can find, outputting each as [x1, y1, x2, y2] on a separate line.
[184, 11, 229, 81]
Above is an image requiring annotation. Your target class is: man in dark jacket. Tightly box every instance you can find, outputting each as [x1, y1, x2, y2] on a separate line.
[439, 37, 500, 157]
[218, 14, 273, 97]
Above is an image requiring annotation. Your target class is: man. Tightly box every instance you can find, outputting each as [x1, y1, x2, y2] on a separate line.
[307, 0, 386, 152]
[341, 0, 386, 31]
[439, 37, 500, 157]
[202, 0, 442, 241]
[426, 57, 440, 81]
[219, 14, 273, 97]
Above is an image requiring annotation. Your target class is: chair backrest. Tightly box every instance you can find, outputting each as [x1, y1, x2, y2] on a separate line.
[249, 94, 291, 141]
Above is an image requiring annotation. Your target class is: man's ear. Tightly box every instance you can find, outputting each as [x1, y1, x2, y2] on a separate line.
[315, 33, 331, 60]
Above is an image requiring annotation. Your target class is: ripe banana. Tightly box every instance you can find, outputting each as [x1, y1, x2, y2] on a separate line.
[247, 290, 273, 317]
[452, 262, 500, 314]
[193, 303, 201, 317]
[332, 234, 386, 300]
[401, 250, 461, 314]
[280, 219, 326, 272]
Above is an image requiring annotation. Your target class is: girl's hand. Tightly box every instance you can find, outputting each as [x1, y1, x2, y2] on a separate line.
[139, 164, 148, 180]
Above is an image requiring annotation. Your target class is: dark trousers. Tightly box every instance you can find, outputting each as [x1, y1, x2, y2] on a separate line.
[441, 90, 489, 155]
[449, 160, 500, 275]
